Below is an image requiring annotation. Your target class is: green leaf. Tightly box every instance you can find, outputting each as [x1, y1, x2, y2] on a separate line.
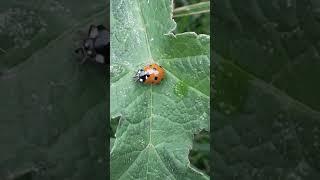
[0, 1, 108, 179]
[173, 1, 210, 18]
[213, 0, 320, 178]
[110, 0, 210, 179]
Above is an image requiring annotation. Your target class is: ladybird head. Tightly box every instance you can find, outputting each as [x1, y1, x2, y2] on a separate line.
[74, 24, 108, 64]
[134, 69, 149, 82]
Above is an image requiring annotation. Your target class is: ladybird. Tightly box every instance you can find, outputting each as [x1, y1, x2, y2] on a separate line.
[75, 24, 109, 64]
[134, 63, 165, 84]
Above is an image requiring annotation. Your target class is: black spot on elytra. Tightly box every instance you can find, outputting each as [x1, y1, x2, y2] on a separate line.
[159, 66, 162, 68]
[153, 68, 157, 70]
[147, 74, 150, 77]
[149, 65, 152, 67]
[154, 77, 158, 80]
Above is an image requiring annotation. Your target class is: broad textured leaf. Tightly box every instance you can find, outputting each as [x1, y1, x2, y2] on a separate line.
[110, 0, 210, 179]
[213, 0, 320, 179]
[0, 1, 108, 179]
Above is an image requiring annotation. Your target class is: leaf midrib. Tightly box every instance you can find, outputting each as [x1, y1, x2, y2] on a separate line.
[117, 143, 177, 180]
[136, 0, 156, 178]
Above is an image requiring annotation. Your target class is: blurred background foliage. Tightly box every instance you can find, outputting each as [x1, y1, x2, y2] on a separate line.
[0, 1, 108, 179]
[213, 0, 320, 179]
[174, 0, 210, 35]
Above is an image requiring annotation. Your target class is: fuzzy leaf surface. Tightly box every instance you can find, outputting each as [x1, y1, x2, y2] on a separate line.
[110, 0, 210, 179]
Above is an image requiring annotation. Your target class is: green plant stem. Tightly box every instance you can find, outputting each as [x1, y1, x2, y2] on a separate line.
[173, 1, 210, 18]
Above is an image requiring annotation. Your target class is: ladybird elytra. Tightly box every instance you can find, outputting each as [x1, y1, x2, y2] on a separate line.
[134, 63, 165, 84]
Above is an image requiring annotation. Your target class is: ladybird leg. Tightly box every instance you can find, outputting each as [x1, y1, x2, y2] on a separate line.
[88, 25, 95, 34]
[79, 49, 88, 64]
[75, 46, 86, 55]
[74, 48, 86, 62]
[80, 56, 85, 64]
[88, 25, 99, 39]
[80, 55, 87, 64]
